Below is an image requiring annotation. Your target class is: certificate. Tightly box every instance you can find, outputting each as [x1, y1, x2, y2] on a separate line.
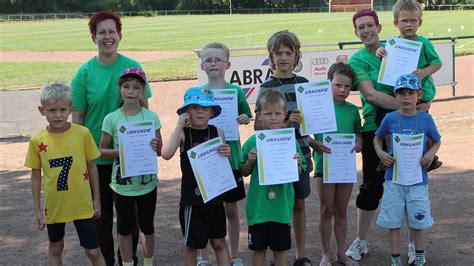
[256, 128, 299, 185]
[209, 89, 239, 141]
[392, 133, 424, 185]
[378, 37, 423, 86]
[295, 80, 337, 135]
[187, 137, 236, 203]
[323, 134, 357, 183]
[117, 120, 157, 178]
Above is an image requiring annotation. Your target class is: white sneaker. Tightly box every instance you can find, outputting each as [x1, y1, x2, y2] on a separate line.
[197, 260, 212, 266]
[408, 241, 416, 264]
[231, 258, 244, 266]
[345, 238, 368, 261]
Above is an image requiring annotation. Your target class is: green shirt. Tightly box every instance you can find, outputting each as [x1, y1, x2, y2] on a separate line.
[413, 36, 442, 102]
[313, 102, 361, 174]
[349, 47, 393, 132]
[72, 54, 152, 165]
[241, 134, 307, 226]
[102, 108, 161, 196]
[204, 83, 252, 170]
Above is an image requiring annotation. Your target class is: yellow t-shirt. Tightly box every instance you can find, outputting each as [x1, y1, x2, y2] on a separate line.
[25, 124, 100, 224]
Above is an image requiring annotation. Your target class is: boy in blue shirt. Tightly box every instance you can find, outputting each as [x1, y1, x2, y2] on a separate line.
[374, 74, 441, 266]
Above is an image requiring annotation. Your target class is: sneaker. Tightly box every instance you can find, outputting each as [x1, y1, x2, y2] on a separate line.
[345, 239, 368, 261]
[427, 155, 443, 172]
[413, 254, 426, 266]
[391, 256, 402, 266]
[408, 241, 416, 265]
[231, 257, 244, 266]
[197, 260, 212, 266]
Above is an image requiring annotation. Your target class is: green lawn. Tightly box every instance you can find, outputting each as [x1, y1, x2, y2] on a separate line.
[1, 11, 473, 89]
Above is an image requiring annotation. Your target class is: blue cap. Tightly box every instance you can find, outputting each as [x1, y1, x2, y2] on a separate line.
[176, 87, 222, 118]
[394, 74, 422, 92]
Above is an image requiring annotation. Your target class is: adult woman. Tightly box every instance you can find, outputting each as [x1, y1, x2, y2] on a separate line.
[344, 9, 399, 262]
[71, 11, 152, 266]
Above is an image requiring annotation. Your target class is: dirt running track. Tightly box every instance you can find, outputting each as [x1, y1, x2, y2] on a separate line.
[0, 55, 472, 265]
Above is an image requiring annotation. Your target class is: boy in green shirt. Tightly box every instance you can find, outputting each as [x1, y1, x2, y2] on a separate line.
[241, 89, 306, 265]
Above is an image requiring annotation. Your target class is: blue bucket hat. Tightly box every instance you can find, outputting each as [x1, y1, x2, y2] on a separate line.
[394, 74, 422, 92]
[177, 87, 222, 118]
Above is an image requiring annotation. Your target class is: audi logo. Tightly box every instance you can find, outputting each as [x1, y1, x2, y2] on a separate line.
[311, 57, 329, 65]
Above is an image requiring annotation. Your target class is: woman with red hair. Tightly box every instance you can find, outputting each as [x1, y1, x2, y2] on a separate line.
[71, 11, 152, 266]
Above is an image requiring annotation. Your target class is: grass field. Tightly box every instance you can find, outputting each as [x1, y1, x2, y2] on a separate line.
[1, 11, 473, 89]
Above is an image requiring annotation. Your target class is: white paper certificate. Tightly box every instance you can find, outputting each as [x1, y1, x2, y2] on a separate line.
[378, 37, 423, 86]
[117, 120, 157, 178]
[295, 80, 337, 135]
[187, 137, 237, 203]
[392, 133, 424, 185]
[256, 128, 299, 185]
[322, 134, 357, 183]
[209, 89, 239, 141]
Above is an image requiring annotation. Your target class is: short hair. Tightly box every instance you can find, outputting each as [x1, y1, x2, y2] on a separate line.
[40, 82, 72, 105]
[267, 30, 302, 71]
[393, 0, 423, 21]
[202, 42, 230, 60]
[352, 9, 380, 29]
[327, 62, 356, 82]
[88, 11, 122, 37]
[255, 88, 287, 113]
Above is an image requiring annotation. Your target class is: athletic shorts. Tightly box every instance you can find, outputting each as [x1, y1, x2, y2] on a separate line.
[47, 218, 99, 249]
[248, 222, 291, 251]
[113, 187, 157, 235]
[294, 168, 311, 199]
[223, 170, 246, 203]
[179, 204, 226, 249]
[377, 181, 434, 230]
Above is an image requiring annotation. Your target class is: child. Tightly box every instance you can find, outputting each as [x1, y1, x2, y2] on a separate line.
[313, 63, 362, 266]
[198, 42, 252, 266]
[374, 74, 441, 266]
[241, 88, 306, 265]
[255, 30, 312, 266]
[377, 0, 443, 171]
[161, 87, 231, 266]
[99, 68, 162, 266]
[25, 83, 105, 265]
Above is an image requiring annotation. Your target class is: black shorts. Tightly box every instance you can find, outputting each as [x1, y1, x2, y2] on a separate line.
[179, 204, 226, 249]
[47, 218, 99, 249]
[223, 170, 246, 203]
[294, 168, 311, 199]
[113, 187, 157, 236]
[355, 131, 386, 211]
[248, 222, 291, 251]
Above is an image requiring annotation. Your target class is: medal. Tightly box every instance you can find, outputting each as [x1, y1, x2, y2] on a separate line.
[194, 187, 201, 196]
[267, 190, 276, 200]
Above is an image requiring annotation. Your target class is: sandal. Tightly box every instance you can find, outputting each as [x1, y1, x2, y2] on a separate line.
[294, 257, 312, 266]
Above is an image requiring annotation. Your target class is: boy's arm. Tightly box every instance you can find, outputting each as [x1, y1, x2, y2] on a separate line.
[413, 64, 442, 80]
[421, 140, 441, 167]
[217, 128, 231, 158]
[99, 132, 118, 158]
[30, 168, 45, 230]
[240, 149, 256, 177]
[358, 81, 399, 110]
[161, 113, 188, 160]
[374, 135, 395, 166]
[87, 160, 101, 218]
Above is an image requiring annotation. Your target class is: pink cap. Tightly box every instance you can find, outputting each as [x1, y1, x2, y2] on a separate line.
[120, 67, 147, 83]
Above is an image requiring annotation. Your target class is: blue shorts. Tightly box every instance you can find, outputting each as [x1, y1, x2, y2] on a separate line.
[47, 218, 99, 249]
[377, 181, 434, 230]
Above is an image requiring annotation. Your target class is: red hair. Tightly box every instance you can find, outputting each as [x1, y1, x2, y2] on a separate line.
[352, 9, 380, 29]
[88, 11, 122, 37]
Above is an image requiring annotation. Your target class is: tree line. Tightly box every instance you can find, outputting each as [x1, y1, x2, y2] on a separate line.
[1, 0, 328, 14]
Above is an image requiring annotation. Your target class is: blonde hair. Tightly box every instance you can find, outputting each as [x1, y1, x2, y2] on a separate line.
[201, 42, 230, 60]
[267, 30, 302, 71]
[393, 0, 423, 21]
[255, 88, 286, 113]
[40, 82, 72, 105]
